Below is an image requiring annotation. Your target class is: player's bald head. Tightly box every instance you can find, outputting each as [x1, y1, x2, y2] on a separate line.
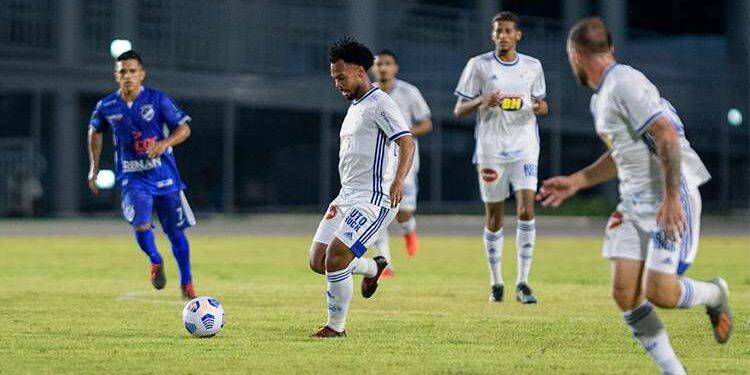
[568, 17, 612, 55]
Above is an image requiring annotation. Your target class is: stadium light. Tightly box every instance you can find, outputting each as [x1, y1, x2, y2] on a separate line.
[727, 108, 743, 127]
[109, 39, 132, 59]
[95, 169, 116, 189]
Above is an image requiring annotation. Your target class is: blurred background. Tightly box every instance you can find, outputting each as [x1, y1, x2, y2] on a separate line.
[0, 0, 748, 219]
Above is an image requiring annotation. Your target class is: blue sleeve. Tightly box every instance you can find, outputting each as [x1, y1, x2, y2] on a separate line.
[159, 93, 191, 130]
[89, 100, 108, 133]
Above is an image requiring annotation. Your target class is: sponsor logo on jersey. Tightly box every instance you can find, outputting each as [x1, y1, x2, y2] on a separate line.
[652, 231, 676, 252]
[480, 168, 498, 182]
[132, 131, 158, 155]
[156, 179, 174, 188]
[500, 95, 523, 111]
[141, 104, 155, 122]
[607, 211, 624, 229]
[122, 157, 162, 173]
[325, 205, 338, 220]
[344, 209, 368, 232]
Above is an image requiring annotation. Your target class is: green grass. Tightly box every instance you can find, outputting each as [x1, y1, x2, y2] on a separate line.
[1, 235, 748, 374]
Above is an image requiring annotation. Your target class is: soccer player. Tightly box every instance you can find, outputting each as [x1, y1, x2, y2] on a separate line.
[537, 17, 732, 374]
[371, 49, 433, 276]
[307, 38, 415, 338]
[453, 11, 548, 303]
[87, 50, 198, 299]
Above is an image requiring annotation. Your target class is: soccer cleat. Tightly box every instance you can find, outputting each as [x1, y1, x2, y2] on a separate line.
[361, 256, 388, 298]
[516, 282, 538, 304]
[404, 232, 419, 257]
[489, 284, 504, 302]
[380, 267, 394, 280]
[181, 283, 197, 299]
[150, 263, 166, 290]
[311, 326, 346, 338]
[706, 277, 732, 344]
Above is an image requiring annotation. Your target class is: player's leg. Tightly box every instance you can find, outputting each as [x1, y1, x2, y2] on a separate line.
[155, 190, 197, 299]
[398, 169, 419, 256]
[643, 186, 731, 343]
[122, 187, 165, 289]
[313, 204, 392, 337]
[478, 164, 507, 302]
[514, 188, 537, 304]
[310, 203, 342, 275]
[606, 215, 685, 374]
[372, 232, 393, 278]
[612, 258, 686, 375]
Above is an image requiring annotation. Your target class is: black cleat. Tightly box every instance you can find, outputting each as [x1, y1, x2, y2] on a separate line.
[516, 282, 538, 304]
[489, 284, 504, 302]
[361, 256, 388, 298]
[150, 263, 166, 290]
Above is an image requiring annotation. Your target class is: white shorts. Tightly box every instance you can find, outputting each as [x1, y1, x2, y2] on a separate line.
[602, 185, 702, 275]
[477, 160, 538, 203]
[312, 195, 396, 257]
[399, 166, 418, 212]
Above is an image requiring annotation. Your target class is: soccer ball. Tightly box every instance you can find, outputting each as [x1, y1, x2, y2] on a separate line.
[182, 296, 225, 337]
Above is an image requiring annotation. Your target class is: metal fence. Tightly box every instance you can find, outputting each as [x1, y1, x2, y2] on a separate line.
[0, 0, 747, 215]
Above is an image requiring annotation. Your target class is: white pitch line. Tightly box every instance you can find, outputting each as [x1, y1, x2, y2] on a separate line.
[116, 291, 184, 305]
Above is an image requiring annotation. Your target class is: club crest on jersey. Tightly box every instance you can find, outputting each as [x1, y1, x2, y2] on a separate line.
[480, 168, 498, 182]
[140, 104, 155, 122]
[500, 95, 523, 111]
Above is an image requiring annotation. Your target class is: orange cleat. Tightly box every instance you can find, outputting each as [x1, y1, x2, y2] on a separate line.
[311, 326, 346, 338]
[404, 232, 419, 257]
[181, 283, 197, 299]
[380, 267, 394, 280]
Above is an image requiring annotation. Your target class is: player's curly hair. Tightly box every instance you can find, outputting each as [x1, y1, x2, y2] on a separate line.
[328, 37, 374, 70]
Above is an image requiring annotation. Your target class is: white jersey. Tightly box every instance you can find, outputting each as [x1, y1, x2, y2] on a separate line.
[591, 63, 711, 202]
[377, 79, 431, 173]
[455, 51, 546, 164]
[339, 86, 412, 207]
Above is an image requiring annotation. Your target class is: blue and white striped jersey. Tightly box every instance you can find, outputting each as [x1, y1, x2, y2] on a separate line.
[338, 86, 412, 207]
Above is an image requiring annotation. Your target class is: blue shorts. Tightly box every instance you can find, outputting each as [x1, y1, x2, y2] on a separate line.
[121, 187, 196, 233]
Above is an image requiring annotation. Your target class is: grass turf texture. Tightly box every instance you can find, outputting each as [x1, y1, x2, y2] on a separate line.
[1, 235, 748, 374]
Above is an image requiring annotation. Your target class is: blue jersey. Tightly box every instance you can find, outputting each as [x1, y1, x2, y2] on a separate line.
[89, 86, 190, 195]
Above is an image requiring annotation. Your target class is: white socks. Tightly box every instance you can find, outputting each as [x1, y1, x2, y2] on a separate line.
[677, 277, 722, 309]
[483, 227, 504, 286]
[623, 301, 685, 375]
[399, 216, 417, 234]
[516, 219, 536, 285]
[350, 257, 378, 278]
[325, 265, 354, 333]
[373, 234, 392, 268]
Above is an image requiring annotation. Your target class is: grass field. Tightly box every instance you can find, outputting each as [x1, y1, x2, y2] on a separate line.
[1, 234, 748, 374]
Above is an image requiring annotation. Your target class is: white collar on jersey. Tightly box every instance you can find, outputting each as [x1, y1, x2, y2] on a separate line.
[493, 52, 519, 66]
[352, 86, 379, 105]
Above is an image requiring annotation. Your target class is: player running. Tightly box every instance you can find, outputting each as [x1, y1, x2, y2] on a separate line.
[453, 11, 548, 303]
[87, 50, 198, 299]
[537, 17, 732, 374]
[371, 49, 433, 276]
[307, 38, 414, 338]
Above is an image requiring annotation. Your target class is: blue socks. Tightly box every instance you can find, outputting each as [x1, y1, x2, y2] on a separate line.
[167, 230, 192, 286]
[135, 229, 163, 265]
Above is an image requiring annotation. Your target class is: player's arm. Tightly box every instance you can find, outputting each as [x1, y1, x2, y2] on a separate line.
[453, 94, 502, 118]
[537, 150, 617, 207]
[147, 122, 191, 159]
[389, 135, 415, 208]
[648, 116, 685, 240]
[410, 118, 432, 137]
[87, 127, 103, 194]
